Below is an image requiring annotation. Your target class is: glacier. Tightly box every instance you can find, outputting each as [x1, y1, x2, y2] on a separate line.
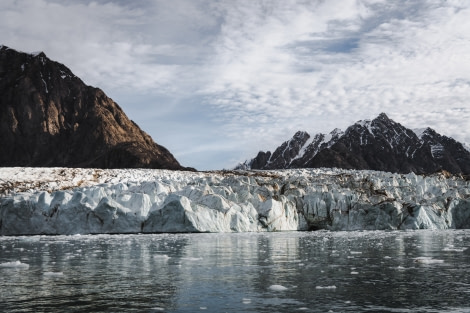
[0, 167, 469, 235]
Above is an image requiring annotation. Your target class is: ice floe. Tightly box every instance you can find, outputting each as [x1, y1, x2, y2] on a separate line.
[413, 257, 444, 264]
[268, 284, 288, 291]
[43, 271, 64, 277]
[0, 261, 29, 269]
[315, 285, 337, 289]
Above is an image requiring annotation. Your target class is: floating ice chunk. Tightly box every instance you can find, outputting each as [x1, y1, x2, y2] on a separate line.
[44, 271, 64, 277]
[443, 247, 465, 252]
[414, 257, 444, 264]
[316, 285, 337, 289]
[153, 254, 170, 260]
[269, 284, 288, 291]
[0, 261, 29, 269]
[181, 257, 202, 261]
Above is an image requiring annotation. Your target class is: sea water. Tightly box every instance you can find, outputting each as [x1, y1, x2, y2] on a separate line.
[1, 230, 469, 312]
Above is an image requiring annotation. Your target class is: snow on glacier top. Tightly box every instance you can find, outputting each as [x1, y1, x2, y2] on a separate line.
[0, 166, 459, 197]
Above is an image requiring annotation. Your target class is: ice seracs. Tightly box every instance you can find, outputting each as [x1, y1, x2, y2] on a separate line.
[0, 167, 469, 235]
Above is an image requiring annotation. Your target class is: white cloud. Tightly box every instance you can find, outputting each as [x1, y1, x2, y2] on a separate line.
[200, 0, 470, 164]
[1, 0, 470, 170]
[0, 0, 218, 95]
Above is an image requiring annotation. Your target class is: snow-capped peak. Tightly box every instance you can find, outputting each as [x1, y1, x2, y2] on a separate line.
[355, 119, 376, 137]
[356, 119, 371, 127]
[413, 127, 438, 140]
[236, 113, 470, 174]
[413, 128, 427, 139]
[330, 127, 344, 140]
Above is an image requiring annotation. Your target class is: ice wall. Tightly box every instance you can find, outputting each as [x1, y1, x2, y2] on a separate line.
[1, 168, 469, 235]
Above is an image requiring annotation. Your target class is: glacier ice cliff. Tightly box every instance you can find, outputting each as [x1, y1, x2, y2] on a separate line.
[0, 167, 469, 235]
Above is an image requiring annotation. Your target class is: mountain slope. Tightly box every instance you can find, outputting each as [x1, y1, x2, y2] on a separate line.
[237, 113, 470, 175]
[0, 45, 184, 169]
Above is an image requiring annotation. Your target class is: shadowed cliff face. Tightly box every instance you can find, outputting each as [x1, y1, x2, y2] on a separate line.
[0, 45, 185, 170]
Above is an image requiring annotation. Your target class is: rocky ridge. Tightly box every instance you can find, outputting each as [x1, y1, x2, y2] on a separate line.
[237, 113, 470, 175]
[0, 45, 184, 169]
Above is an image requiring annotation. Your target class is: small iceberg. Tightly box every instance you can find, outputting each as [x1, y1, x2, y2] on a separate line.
[316, 285, 337, 290]
[43, 271, 64, 277]
[0, 261, 29, 269]
[268, 284, 288, 291]
[414, 257, 444, 264]
[153, 254, 170, 260]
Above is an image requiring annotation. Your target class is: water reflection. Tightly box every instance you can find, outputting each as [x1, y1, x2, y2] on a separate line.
[0, 230, 469, 312]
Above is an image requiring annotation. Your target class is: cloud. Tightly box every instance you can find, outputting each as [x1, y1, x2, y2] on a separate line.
[0, 0, 218, 94]
[200, 1, 470, 159]
[1, 0, 470, 170]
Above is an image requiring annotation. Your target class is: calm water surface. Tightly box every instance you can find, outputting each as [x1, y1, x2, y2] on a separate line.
[1, 230, 470, 312]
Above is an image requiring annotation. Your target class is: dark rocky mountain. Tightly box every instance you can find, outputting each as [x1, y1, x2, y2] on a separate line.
[0, 45, 186, 170]
[237, 113, 470, 175]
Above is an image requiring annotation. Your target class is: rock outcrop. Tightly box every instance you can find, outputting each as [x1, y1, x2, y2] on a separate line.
[0, 45, 184, 169]
[237, 113, 470, 175]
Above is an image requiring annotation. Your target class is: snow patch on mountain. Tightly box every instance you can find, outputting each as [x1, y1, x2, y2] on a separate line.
[464, 143, 470, 153]
[294, 135, 315, 160]
[328, 128, 344, 145]
[430, 144, 444, 159]
[356, 119, 375, 137]
[413, 128, 427, 139]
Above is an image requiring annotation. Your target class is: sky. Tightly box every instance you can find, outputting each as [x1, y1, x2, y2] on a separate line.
[1, 0, 470, 170]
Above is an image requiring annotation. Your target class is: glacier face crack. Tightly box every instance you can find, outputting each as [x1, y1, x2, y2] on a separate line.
[0, 168, 469, 235]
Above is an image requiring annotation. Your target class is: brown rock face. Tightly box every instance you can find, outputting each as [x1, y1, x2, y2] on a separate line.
[0, 45, 185, 169]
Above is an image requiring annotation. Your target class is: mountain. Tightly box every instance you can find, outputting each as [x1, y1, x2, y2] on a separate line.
[237, 113, 470, 175]
[464, 142, 470, 153]
[0, 45, 185, 170]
